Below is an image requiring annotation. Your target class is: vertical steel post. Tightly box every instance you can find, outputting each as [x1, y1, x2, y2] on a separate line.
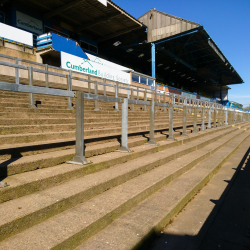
[88, 75, 91, 94]
[144, 89, 147, 111]
[214, 106, 217, 128]
[67, 71, 74, 110]
[167, 96, 175, 140]
[115, 82, 119, 111]
[182, 98, 188, 136]
[28, 66, 36, 108]
[103, 79, 106, 96]
[228, 110, 232, 125]
[189, 98, 191, 113]
[146, 93, 157, 145]
[155, 91, 158, 113]
[225, 109, 228, 126]
[68, 91, 89, 165]
[45, 64, 49, 88]
[130, 88, 134, 111]
[193, 102, 198, 134]
[208, 105, 211, 129]
[94, 81, 100, 111]
[221, 107, 224, 126]
[201, 103, 206, 132]
[15, 57, 19, 85]
[117, 98, 130, 152]
[163, 92, 167, 112]
[218, 107, 221, 127]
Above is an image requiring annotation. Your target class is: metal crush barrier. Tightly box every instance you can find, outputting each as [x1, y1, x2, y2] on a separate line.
[0, 57, 249, 165]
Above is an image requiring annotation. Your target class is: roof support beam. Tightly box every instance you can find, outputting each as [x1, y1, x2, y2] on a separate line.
[75, 12, 121, 32]
[156, 44, 197, 72]
[27, 0, 82, 26]
[155, 26, 202, 45]
[43, 0, 86, 20]
[97, 25, 142, 43]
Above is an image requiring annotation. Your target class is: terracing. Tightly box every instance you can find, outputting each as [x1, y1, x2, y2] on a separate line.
[0, 55, 249, 250]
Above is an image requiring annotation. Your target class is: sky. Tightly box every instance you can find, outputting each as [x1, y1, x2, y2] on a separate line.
[113, 0, 250, 106]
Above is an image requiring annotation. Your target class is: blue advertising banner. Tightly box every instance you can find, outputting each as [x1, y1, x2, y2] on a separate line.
[0, 12, 5, 23]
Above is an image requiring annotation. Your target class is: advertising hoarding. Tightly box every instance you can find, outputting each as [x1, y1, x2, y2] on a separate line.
[61, 52, 130, 84]
[16, 11, 43, 34]
[0, 22, 33, 46]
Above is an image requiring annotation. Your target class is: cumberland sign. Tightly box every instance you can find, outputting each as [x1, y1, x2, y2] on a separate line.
[16, 11, 43, 34]
[61, 52, 130, 84]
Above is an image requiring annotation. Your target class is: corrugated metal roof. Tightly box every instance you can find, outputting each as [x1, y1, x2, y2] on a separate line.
[138, 9, 200, 26]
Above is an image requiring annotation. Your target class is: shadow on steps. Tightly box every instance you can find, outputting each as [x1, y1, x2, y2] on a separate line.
[146, 146, 250, 250]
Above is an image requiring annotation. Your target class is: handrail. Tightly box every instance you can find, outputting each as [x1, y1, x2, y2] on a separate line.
[0, 60, 248, 164]
[0, 53, 217, 106]
[0, 56, 245, 114]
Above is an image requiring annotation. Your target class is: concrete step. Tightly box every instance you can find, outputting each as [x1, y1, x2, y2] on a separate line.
[0, 125, 248, 247]
[0, 115, 205, 126]
[76, 129, 250, 250]
[0, 126, 196, 163]
[0, 120, 207, 145]
[0, 112, 76, 119]
[149, 136, 250, 250]
[0, 119, 199, 135]
[0, 109, 204, 118]
[1, 107, 76, 114]
[0, 125, 232, 202]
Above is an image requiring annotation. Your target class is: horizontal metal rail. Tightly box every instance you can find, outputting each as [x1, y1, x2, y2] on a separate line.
[0, 82, 75, 97]
[33, 68, 66, 77]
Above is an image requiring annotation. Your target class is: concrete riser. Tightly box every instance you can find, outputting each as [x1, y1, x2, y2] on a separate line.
[0, 119, 204, 135]
[0, 121, 207, 144]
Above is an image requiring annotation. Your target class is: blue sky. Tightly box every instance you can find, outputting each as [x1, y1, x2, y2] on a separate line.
[114, 0, 250, 106]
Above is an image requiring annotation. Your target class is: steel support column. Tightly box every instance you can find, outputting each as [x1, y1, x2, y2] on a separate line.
[193, 105, 198, 134]
[151, 43, 156, 80]
[68, 91, 90, 165]
[117, 98, 130, 152]
[182, 99, 188, 136]
[214, 107, 217, 128]
[146, 93, 157, 145]
[201, 105, 206, 132]
[67, 71, 74, 110]
[28, 66, 36, 109]
[208, 105, 211, 129]
[167, 96, 175, 140]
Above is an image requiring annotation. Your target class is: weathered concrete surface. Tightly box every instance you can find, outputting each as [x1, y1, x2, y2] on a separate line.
[0, 127, 243, 243]
[72, 131, 250, 250]
[149, 137, 250, 250]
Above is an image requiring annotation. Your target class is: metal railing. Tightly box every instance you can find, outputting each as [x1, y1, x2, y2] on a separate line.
[0, 57, 249, 165]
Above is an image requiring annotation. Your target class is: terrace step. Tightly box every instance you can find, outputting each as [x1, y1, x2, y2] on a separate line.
[0, 124, 236, 203]
[149, 135, 250, 250]
[76, 129, 250, 250]
[0, 124, 248, 248]
[0, 119, 199, 135]
[0, 123, 206, 176]
[0, 119, 205, 144]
